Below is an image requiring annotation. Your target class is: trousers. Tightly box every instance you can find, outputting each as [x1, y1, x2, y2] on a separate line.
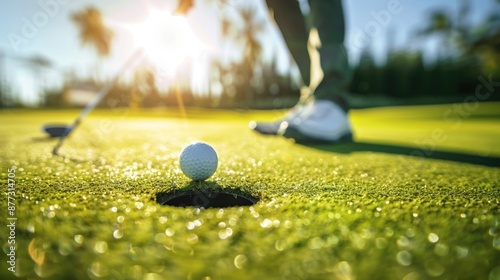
[265, 0, 350, 110]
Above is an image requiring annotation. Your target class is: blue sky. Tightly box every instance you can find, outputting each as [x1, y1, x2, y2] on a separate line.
[0, 0, 497, 105]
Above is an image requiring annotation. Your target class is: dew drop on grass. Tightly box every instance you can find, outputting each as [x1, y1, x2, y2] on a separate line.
[275, 239, 287, 251]
[154, 233, 166, 243]
[308, 237, 324, 250]
[187, 234, 199, 244]
[455, 246, 469, 258]
[219, 228, 233, 239]
[194, 219, 202, 227]
[165, 228, 175, 237]
[332, 261, 354, 280]
[94, 241, 108, 254]
[158, 216, 168, 224]
[27, 223, 35, 233]
[428, 233, 439, 243]
[113, 230, 123, 239]
[58, 242, 73, 256]
[490, 266, 500, 280]
[425, 261, 444, 277]
[216, 211, 225, 219]
[490, 219, 499, 236]
[273, 220, 281, 227]
[228, 217, 237, 226]
[260, 219, 273, 228]
[234, 254, 248, 269]
[402, 272, 421, 280]
[90, 261, 109, 277]
[74, 235, 84, 245]
[360, 228, 373, 239]
[435, 243, 449, 256]
[397, 236, 410, 248]
[328, 235, 340, 246]
[396, 251, 412, 266]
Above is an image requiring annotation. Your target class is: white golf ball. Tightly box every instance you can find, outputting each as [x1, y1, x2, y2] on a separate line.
[180, 142, 218, 181]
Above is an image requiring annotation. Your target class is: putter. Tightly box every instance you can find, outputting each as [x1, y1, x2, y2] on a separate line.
[51, 49, 144, 156]
[42, 124, 71, 138]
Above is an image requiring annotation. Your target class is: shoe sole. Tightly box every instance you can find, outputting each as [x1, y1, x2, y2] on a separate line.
[252, 127, 279, 136]
[282, 126, 353, 144]
[250, 121, 281, 136]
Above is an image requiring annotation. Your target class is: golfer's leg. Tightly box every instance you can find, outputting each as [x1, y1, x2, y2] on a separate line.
[265, 0, 311, 88]
[309, 0, 350, 111]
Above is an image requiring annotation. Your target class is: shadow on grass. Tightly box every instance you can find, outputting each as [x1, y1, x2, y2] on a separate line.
[32, 136, 58, 142]
[156, 181, 259, 208]
[305, 141, 500, 167]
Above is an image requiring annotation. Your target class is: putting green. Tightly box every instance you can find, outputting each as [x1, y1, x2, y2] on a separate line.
[1, 103, 499, 279]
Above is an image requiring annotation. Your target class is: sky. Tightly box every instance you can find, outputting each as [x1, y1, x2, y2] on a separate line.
[0, 0, 497, 105]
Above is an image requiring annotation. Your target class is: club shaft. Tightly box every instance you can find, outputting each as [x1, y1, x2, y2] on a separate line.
[52, 49, 144, 155]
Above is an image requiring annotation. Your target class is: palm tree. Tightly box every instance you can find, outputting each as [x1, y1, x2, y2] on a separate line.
[205, 1, 268, 107]
[71, 7, 113, 57]
[239, 6, 266, 72]
[70, 7, 115, 106]
[416, 0, 500, 73]
[232, 4, 266, 106]
[416, 10, 454, 59]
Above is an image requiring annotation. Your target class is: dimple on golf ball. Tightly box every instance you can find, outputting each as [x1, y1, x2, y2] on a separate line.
[180, 142, 218, 181]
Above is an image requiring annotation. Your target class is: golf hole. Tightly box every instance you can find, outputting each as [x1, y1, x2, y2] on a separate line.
[156, 189, 258, 208]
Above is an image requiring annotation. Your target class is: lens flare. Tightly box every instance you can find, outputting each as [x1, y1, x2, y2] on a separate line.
[127, 10, 206, 76]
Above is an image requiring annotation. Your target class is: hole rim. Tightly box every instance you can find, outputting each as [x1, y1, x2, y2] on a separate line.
[156, 186, 259, 209]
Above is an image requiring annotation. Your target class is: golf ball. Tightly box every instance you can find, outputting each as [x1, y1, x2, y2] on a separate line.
[180, 142, 218, 181]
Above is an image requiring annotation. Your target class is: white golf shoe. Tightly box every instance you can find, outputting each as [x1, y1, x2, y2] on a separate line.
[249, 104, 306, 135]
[278, 100, 353, 143]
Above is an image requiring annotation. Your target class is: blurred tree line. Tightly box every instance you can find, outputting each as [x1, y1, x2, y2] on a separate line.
[11, 0, 499, 109]
[352, 0, 500, 100]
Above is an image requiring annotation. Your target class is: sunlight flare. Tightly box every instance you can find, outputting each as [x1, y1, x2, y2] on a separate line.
[126, 10, 207, 76]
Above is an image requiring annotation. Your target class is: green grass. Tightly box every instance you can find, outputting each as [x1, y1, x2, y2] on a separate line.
[1, 103, 499, 280]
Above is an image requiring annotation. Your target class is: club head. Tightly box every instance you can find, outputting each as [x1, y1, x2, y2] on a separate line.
[42, 125, 71, 138]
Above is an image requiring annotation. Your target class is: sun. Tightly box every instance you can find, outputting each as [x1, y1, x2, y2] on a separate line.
[126, 10, 207, 76]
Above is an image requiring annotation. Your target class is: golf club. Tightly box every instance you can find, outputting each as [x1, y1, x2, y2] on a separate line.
[50, 49, 144, 156]
[42, 124, 71, 138]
